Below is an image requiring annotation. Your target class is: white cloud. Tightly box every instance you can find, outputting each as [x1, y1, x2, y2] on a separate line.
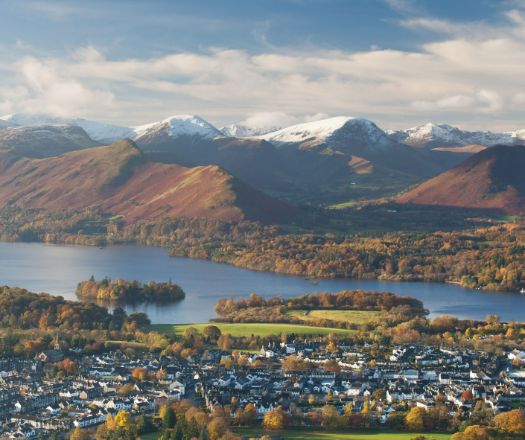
[1, 8, 525, 129]
[513, 92, 525, 104]
[0, 57, 114, 117]
[412, 90, 503, 113]
[241, 112, 298, 130]
[399, 17, 493, 38]
[238, 111, 328, 130]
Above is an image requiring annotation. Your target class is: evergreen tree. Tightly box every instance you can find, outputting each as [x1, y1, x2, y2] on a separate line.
[172, 422, 183, 440]
[188, 417, 199, 438]
[161, 404, 176, 429]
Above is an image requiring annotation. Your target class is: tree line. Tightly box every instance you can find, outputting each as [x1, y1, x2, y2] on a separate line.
[0, 207, 523, 292]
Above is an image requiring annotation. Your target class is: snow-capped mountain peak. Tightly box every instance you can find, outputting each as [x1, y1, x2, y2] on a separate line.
[220, 123, 281, 138]
[258, 116, 393, 152]
[388, 122, 524, 148]
[0, 113, 133, 143]
[260, 116, 373, 142]
[133, 115, 223, 140]
[511, 129, 525, 143]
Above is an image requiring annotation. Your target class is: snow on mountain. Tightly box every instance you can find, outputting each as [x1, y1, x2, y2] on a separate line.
[133, 115, 223, 141]
[0, 113, 225, 146]
[259, 116, 394, 151]
[74, 120, 134, 143]
[4, 113, 524, 151]
[0, 113, 133, 143]
[0, 125, 97, 157]
[511, 129, 525, 143]
[220, 123, 281, 138]
[388, 123, 523, 148]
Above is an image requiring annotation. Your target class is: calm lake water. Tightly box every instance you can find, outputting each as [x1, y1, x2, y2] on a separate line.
[0, 242, 524, 324]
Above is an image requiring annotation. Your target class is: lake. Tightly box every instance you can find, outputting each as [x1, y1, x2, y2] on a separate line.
[0, 241, 524, 324]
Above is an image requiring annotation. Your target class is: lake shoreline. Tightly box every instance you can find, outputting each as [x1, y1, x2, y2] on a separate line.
[2, 237, 523, 295]
[1, 241, 524, 323]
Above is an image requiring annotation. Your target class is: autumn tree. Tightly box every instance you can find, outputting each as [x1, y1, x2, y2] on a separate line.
[131, 367, 148, 381]
[451, 425, 490, 440]
[203, 325, 222, 341]
[405, 406, 427, 432]
[117, 383, 136, 396]
[160, 404, 176, 429]
[322, 404, 341, 429]
[493, 409, 525, 435]
[207, 416, 229, 440]
[263, 407, 286, 430]
[70, 427, 92, 440]
[57, 358, 78, 375]
[282, 355, 311, 372]
[238, 403, 258, 426]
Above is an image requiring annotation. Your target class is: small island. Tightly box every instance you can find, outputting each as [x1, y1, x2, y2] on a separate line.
[76, 277, 186, 304]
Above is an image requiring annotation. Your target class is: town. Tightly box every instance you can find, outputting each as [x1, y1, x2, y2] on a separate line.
[1, 337, 524, 438]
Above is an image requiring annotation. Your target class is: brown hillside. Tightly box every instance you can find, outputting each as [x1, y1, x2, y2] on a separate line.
[0, 140, 296, 224]
[397, 145, 525, 214]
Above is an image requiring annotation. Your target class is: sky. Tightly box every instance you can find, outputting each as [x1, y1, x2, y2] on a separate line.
[0, 0, 524, 131]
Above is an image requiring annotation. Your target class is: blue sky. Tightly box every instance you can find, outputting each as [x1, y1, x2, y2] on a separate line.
[0, 1, 506, 56]
[0, 0, 524, 130]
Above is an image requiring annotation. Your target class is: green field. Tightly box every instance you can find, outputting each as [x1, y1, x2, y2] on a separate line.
[235, 429, 451, 440]
[141, 429, 451, 440]
[148, 323, 355, 338]
[287, 309, 382, 325]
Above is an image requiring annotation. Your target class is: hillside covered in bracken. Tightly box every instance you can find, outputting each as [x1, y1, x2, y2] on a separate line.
[398, 145, 525, 214]
[0, 140, 297, 225]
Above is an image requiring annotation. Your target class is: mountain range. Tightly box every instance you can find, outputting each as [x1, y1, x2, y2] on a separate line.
[2, 112, 524, 149]
[0, 112, 524, 221]
[388, 123, 525, 149]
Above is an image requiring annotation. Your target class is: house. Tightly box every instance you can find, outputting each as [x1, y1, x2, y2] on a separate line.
[73, 412, 106, 428]
[169, 380, 186, 396]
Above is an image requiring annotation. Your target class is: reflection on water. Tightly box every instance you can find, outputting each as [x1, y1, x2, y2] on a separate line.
[1, 242, 524, 324]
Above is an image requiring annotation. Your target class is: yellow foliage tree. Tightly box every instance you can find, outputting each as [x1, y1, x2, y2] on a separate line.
[70, 427, 92, 440]
[494, 409, 525, 434]
[405, 406, 426, 432]
[263, 407, 286, 430]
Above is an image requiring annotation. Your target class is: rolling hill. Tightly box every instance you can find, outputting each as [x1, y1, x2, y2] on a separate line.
[397, 145, 525, 214]
[0, 140, 297, 224]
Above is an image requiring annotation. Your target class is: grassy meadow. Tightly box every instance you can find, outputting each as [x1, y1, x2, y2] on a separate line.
[287, 309, 382, 325]
[234, 428, 451, 439]
[148, 322, 355, 338]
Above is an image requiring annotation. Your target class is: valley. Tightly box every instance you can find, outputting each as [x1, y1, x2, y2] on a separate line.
[0, 112, 524, 440]
[4, 3, 525, 439]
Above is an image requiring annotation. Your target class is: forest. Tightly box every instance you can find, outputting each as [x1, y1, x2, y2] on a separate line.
[0, 286, 123, 330]
[76, 277, 186, 303]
